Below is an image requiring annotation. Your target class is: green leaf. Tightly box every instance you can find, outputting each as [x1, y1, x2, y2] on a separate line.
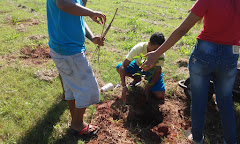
[133, 56, 141, 59]
[158, 57, 164, 60]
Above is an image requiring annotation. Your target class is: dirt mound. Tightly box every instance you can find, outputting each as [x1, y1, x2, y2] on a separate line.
[20, 45, 51, 65]
[20, 45, 50, 59]
[34, 69, 58, 81]
[87, 86, 191, 144]
[175, 58, 188, 67]
[28, 35, 48, 41]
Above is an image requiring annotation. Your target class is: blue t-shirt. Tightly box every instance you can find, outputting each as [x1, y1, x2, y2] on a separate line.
[47, 0, 86, 55]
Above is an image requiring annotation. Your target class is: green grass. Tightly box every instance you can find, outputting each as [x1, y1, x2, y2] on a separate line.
[0, 61, 65, 142]
[0, 0, 239, 143]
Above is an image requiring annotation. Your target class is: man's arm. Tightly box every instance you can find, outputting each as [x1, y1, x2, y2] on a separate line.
[119, 59, 131, 87]
[55, 0, 95, 16]
[119, 59, 131, 102]
[142, 12, 201, 71]
[55, 0, 106, 24]
[85, 23, 104, 46]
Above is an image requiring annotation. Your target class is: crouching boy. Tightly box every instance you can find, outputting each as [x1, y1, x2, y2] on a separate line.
[116, 32, 166, 102]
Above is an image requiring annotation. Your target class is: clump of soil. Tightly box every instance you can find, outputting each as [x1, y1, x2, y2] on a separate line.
[176, 58, 188, 67]
[20, 45, 51, 65]
[20, 45, 50, 59]
[28, 35, 48, 41]
[18, 4, 27, 9]
[34, 69, 58, 81]
[175, 58, 189, 75]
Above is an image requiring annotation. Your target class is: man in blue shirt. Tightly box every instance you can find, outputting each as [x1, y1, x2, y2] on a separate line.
[47, 0, 106, 136]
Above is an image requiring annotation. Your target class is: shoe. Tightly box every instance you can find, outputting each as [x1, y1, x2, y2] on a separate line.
[184, 130, 204, 144]
[71, 124, 99, 136]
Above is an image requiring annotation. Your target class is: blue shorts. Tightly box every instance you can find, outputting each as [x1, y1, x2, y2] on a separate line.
[116, 60, 165, 92]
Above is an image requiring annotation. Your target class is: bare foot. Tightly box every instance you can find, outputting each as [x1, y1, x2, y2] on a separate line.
[71, 122, 99, 135]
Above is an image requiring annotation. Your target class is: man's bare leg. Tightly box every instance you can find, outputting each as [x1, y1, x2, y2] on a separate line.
[71, 107, 87, 131]
[67, 100, 75, 120]
[67, 100, 97, 132]
[116, 68, 141, 85]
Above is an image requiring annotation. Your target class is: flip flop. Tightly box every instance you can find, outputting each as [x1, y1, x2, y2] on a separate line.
[71, 124, 99, 136]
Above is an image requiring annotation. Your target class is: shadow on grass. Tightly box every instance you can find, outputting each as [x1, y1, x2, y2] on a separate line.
[54, 129, 97, 144]
[17, 94, 98, 144]
[17, 95, 71, 144]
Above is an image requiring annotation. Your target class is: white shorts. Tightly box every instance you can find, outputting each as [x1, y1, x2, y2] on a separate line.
[50, 49, 99, 108]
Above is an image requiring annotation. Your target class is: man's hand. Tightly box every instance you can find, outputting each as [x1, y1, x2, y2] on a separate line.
[92, 36, 105, 46]
[121, 86, 128, 102]
[141, 51, 158, 71]
[90, 11, 106, 25]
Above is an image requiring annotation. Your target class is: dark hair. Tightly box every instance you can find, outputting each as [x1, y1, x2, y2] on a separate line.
[150, 32, 165, 46]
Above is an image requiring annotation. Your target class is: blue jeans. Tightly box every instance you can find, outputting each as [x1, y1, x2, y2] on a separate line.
[189, 40, 238, 144]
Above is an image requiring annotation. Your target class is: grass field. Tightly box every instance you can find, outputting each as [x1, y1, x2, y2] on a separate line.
[0, 0, 239, 143]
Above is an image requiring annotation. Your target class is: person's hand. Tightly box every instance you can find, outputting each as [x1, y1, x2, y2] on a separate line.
[92, 36, 105, 46]
[121, 86, 128, 102]
[90, 11, 106, 25]
[141, 51, 158, 71]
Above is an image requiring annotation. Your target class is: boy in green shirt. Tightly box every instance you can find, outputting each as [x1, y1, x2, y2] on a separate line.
[116, 32, 165, 102]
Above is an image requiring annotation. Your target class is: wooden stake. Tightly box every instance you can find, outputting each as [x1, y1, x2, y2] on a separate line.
[92, 8, 119, 69]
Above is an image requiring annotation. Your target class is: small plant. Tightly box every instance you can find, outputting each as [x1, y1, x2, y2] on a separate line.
[133, 53, 146, 66]
[138, 11, 147, 17]
[133, 53, 163, 81]
[113, 0, 121, 4]
[5, 32, 20, 41]
[144, 26, 154, 34]
[12, 16, 19, 25]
